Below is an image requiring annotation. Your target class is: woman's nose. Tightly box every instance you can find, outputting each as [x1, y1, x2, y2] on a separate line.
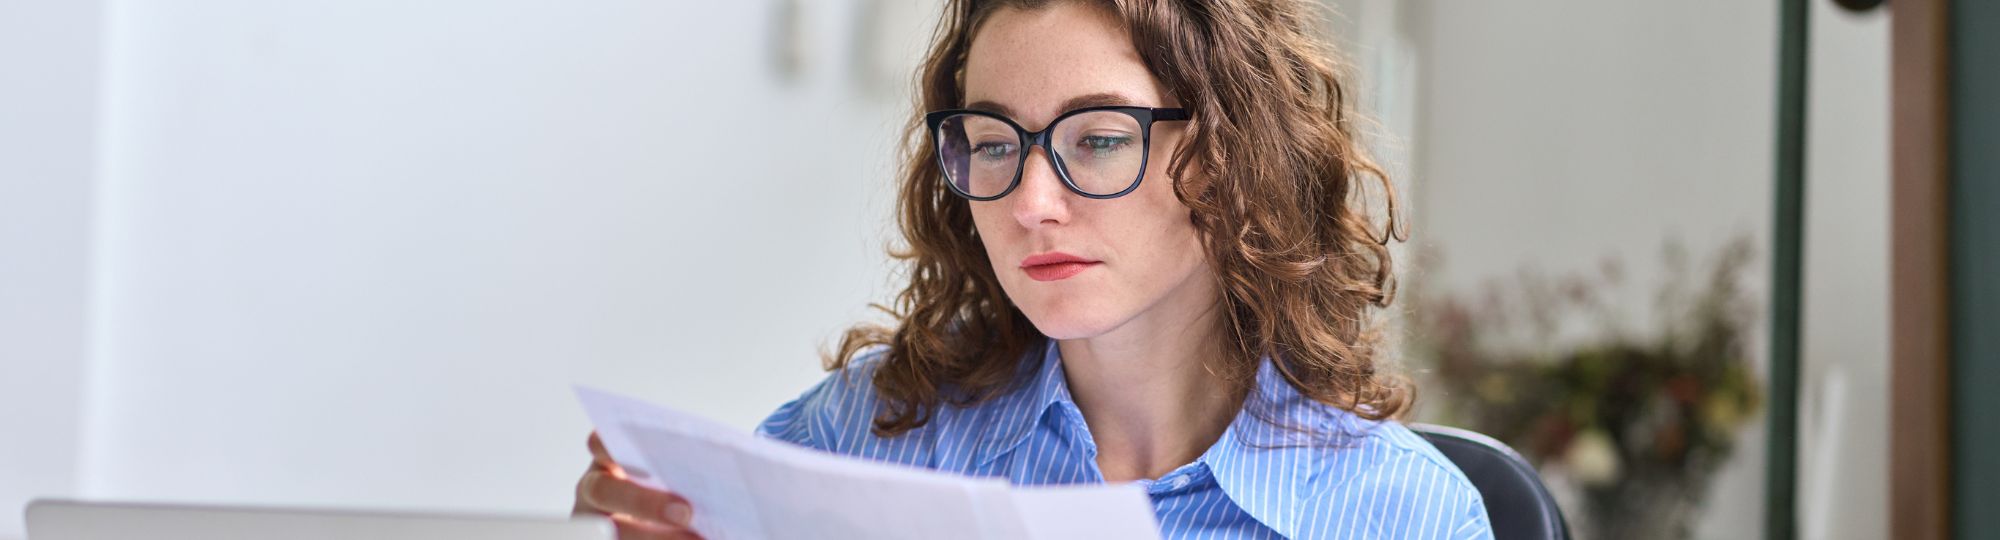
[1009, 147, 1071, 229]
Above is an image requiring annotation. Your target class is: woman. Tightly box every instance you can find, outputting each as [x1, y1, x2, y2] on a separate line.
[576, 0, 1492, 538]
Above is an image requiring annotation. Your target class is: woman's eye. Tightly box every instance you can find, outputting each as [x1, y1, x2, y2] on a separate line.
[972, 142, 1017, 161]
[1077, 135, 1134, 156]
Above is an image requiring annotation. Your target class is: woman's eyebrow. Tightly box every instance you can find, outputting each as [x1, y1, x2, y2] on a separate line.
[1057, 92, 1136, 112]
[966, 100, 1014, 116]
[963, 92, 1140, 119]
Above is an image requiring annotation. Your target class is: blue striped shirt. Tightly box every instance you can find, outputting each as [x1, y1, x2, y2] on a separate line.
[756, 339, 1494, 539]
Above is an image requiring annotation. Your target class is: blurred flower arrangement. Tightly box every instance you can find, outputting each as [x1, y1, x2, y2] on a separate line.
[1410, 239, 1764, 539]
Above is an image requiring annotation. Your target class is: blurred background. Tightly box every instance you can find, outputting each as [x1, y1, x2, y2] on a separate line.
[0, 0, 1911, 538]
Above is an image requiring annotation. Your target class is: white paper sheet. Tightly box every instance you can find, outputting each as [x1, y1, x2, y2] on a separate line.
[575, 386, 1162, 540]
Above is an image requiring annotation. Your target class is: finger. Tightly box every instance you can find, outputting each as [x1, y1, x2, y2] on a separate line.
[587, 432, 619, 468]
[573, 464, 621, 516]
[612, 513, 703, 540]
[579, 468, 695, 525]
[575, 467, 606, 517]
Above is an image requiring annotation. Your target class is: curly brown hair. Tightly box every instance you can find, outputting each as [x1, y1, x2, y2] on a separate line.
[829, 0, 1411, 439]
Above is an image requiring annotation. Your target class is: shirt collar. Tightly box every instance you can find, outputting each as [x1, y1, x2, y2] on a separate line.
[973, 338, 1071, 466]
[971, 340, 1373, 538]
[1197, 358, 1366, 538]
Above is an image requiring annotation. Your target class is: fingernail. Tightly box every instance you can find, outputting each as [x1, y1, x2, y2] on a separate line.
[663, 502, 693, 524]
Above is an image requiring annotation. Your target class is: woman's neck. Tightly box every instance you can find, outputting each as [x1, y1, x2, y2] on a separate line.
[1056, 282, 1245, 482]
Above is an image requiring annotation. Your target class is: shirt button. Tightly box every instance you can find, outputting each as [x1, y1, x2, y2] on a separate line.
[1165, 476, 1191, 490]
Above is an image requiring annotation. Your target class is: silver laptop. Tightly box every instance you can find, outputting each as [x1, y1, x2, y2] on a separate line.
[25, 499, 613, 540]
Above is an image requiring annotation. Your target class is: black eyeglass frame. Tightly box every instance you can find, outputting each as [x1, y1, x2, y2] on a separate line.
[924, 106, 1190, 201]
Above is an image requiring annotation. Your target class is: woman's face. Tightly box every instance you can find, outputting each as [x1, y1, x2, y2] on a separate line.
[963, 4, 1215, 341]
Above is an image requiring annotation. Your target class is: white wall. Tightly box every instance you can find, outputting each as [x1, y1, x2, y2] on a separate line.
[20, 0, 928, 531]
[0, 0, 103, 537]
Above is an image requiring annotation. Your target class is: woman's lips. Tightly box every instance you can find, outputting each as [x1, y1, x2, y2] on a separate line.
[1023, 261, 1099, 281]
[1020, 252, 1100, 282]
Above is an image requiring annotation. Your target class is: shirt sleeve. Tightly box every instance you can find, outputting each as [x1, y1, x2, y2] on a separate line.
[753, 347, 889, 453]
[1301, 449, 1495, 539]
[1451, 504, 1496, 540]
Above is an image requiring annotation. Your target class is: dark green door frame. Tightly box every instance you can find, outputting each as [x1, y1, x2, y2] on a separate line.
[1767, 1, 1807, 538]
[1949, 2, 1999, 538]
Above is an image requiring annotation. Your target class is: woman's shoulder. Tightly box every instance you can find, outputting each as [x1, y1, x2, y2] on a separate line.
[754, 345, 1046, 472]
[1311, 416, 1471, 487]
[1293, 415, 1495, 538]
[753, 346, 896, 452]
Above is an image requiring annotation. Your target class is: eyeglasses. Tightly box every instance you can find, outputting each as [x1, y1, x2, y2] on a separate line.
[925, 106, 1189, 201]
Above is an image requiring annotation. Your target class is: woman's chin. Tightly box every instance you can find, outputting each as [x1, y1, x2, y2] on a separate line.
[1021, 306, 1128, 341]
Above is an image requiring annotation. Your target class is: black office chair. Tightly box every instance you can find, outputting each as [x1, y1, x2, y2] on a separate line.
[1410, 423, 1571, 540]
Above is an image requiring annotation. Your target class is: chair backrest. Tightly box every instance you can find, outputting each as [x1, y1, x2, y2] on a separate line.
[1409, 423, 1571, 540]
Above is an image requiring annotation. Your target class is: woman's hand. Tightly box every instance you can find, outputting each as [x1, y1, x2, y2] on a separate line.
[573, 431, 703, 540]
